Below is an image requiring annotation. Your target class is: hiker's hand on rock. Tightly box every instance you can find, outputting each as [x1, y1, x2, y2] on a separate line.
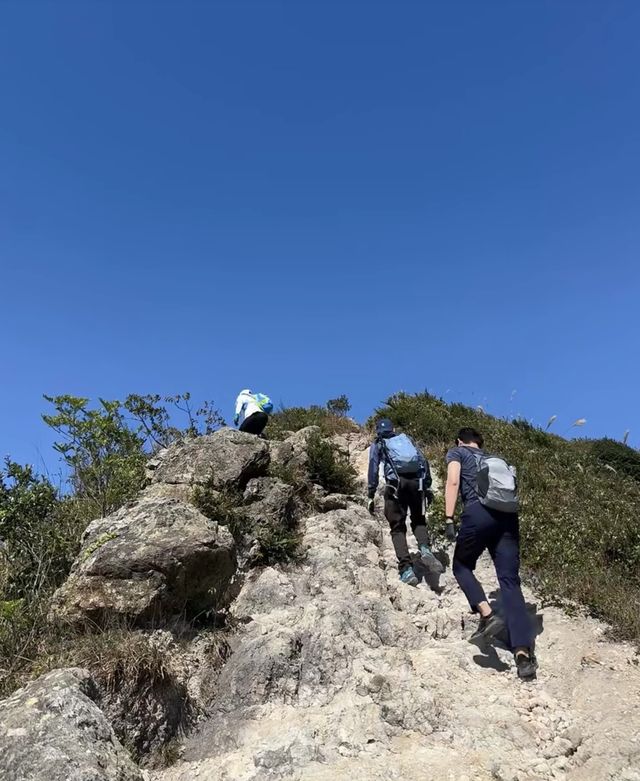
[425, 489, 434, 506]
[367, 499, 375, 515]
[445, 520, 457, 542]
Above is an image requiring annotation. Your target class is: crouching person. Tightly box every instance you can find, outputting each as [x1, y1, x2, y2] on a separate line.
[233, 389, 273, 436]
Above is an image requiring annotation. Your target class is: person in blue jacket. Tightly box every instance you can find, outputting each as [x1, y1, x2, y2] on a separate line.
[368, 418, 443, 585]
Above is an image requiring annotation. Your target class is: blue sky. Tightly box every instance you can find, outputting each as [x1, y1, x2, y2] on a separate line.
[1, 0, 639, 470]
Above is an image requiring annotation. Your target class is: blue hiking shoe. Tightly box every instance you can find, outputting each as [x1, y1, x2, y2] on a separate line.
[419, 545, 444, 576]
[399, 567, 419, 586]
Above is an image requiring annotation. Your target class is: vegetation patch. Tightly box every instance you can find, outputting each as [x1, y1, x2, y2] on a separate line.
[192, 479, 245, 538]
[267, 397, 358, 440]
[306, 433, 357, 495]
[193, 478, 302, 565]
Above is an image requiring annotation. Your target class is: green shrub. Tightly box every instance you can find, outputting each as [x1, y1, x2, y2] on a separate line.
[192, 480, 245, 538]
[193, 478, 301, 565]
[372, 392, 640, 640]
[326, 395, 352, 417]
[306, 433, 357, 495]
[268, 461, 315, 512]
[0, 461, 103, 697]
[253, 526, 304, 565]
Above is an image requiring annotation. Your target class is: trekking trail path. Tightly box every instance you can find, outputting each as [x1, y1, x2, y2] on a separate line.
[153, 433, 640, 781]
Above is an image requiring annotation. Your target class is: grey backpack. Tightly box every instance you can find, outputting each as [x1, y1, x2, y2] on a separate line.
[381, 433, 422, 476]
[469, 449, 519, 513]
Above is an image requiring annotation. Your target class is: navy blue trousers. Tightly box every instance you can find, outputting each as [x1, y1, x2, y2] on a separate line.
[453, 501, 532, 650]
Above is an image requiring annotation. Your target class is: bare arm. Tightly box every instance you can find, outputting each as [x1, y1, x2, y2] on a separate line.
[445, 461, 461, 517]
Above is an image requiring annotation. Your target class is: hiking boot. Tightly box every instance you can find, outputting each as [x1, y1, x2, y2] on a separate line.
[515, 650, 538, 681]
[399, 567, 419, 587]
[469, 612, 505, 646]
[419, 545, 444, 576]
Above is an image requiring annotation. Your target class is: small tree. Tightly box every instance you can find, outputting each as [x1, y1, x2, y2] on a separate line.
[43, 395, 147, 518]
[43, 394, 227, 519]
[326, 395, 351, 417]
[123, 393, 225, 449]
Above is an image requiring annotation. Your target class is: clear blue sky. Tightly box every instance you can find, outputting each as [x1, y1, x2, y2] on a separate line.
[2, 1, 639, 470]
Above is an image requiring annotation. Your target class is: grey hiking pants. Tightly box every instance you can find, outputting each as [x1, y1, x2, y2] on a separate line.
[384, 477, 430, 573]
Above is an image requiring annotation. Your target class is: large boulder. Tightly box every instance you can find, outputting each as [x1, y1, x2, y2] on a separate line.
[147, 428, 270, 489]
[51, 495, 236, 627]
[0, 668, 143, 781]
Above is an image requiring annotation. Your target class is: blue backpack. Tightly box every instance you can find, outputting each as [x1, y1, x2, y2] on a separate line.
[253, 393, 273, 414]
[381, 433, 421, 476]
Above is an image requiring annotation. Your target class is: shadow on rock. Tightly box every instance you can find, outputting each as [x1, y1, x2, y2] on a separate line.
[488, 590, 545, 642]
[472, 646, 511, 672]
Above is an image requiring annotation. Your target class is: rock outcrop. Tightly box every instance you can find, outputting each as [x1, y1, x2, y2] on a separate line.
[51, 495, 236, 627]
[50, 428, 281, 628]
[147, 428, 270, 489]
[269, 425, 320, 471]
[0, 668, 143, 781]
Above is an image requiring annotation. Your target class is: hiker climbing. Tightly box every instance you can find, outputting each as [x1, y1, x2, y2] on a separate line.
[233, 388, 273, 436]
[444, 426, 538, 680]
[367, 418, 443, 586]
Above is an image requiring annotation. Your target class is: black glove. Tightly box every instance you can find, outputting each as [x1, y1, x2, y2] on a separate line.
[367, 498, 375, 515]
[445, 519, 457, 542]
[425, 489, 434, 506]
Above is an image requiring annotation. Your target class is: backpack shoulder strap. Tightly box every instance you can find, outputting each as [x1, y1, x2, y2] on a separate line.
[461, 446, 485, 466]
[378, 436, 400, 480]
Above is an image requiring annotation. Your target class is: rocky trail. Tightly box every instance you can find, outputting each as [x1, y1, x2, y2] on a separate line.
[2, 427, 640, 781]
[153, 433, 640, 781]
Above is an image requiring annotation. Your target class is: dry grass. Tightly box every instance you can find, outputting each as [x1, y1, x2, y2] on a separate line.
[266, 405, 359, 440]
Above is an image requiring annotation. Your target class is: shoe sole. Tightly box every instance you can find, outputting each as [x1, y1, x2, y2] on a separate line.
[517, 660, 539, 681]
[420, 554, 444, 576]
[468, 618, 506, 647]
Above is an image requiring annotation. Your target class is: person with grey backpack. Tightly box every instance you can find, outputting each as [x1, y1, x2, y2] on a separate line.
[368, 419, 443, 586]
[444, 426, 537, 681]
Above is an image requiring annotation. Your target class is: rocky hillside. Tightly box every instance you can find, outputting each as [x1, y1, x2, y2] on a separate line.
[1, 424, 640, 781]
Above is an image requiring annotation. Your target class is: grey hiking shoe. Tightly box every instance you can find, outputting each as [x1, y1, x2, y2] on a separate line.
[469, 613, 505, 646]
[399, 567, 419, 587]
[419, 545, 444, 576]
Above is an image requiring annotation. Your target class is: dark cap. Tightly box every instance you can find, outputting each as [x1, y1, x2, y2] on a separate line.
[376, 418, 395, 437]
